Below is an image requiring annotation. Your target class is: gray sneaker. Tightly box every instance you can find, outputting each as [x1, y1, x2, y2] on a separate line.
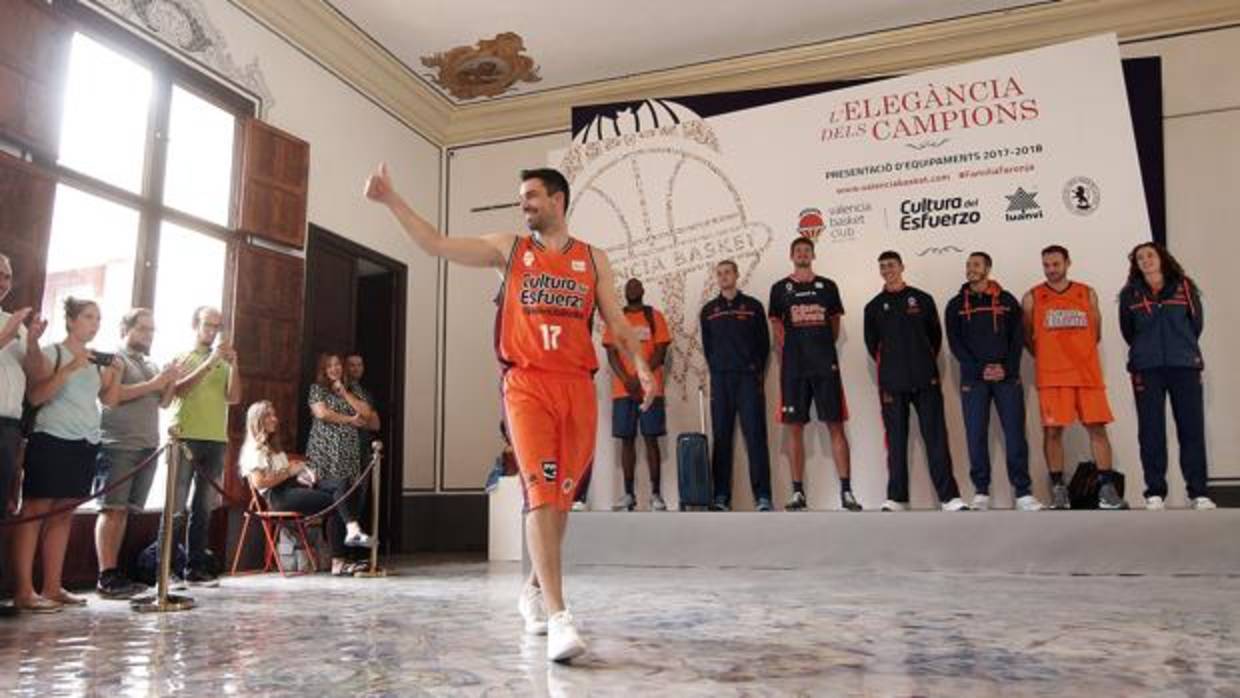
[710, 497, 731, 512]
[1050, 483, 1071, 510]
[1098, 482, 1129, 510]
[841, 490, 862, 512]
[612, 493, 636, 511]
[756, 497, 773, 512]
[785, 491, 807, 511]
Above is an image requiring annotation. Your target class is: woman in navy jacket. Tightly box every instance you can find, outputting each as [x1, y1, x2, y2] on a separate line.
[1118, 242, 1215, 510]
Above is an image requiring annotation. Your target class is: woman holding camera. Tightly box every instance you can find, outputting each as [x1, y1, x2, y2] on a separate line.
[12, 297, 123, 612]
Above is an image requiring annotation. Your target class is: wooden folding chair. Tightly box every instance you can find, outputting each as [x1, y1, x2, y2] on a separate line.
[230, 480, 323, 577]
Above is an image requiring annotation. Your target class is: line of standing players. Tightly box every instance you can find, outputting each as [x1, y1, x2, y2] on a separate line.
[597, 237, 1216, 513]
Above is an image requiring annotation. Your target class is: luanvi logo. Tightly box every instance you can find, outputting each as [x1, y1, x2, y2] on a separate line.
[1004, 187, 1043, 222]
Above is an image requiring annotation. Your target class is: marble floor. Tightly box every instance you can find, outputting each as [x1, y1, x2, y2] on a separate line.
[1, 556, 1237, 697]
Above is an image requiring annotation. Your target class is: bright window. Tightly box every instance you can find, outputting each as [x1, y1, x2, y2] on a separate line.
[41, 184, 140, 339]
[164, 86, 236, 226]
[57, 33, 152, 194]
[43, 29, 249, 511]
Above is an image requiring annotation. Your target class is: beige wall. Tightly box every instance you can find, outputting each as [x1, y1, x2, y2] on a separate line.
[1122, 26, 1240, 487]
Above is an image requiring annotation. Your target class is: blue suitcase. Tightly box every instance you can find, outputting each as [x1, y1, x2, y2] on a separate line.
[676, 387, 712, 510]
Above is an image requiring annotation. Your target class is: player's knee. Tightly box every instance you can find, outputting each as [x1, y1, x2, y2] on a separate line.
[1085, 423, 1109, 437]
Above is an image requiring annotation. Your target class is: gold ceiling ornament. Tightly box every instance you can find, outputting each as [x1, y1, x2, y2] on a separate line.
[420, 32, 542, 100]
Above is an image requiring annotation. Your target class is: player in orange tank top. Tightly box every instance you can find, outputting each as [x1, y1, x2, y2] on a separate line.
[366, 163, 655, 663]
[1022, 245, 1127, 510]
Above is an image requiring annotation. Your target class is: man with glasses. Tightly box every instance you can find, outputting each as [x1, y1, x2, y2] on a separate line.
[94, 308, 182, 598]
[163, 306, 241, 587]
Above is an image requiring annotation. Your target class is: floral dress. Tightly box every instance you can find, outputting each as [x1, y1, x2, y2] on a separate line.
[305, 383, 360, 481]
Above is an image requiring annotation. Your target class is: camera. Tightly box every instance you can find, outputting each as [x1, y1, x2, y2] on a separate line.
[88, 351, 116, 367]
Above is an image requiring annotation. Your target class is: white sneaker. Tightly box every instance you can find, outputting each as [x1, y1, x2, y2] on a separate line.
[1145, 495, 1166, 511]
[941, 497, 970, 512]
[570, 501, 587, 512]
[971, 494, 991, 511]
[612, 493, 636, 512]
[518, 583, 547, 635]
[1016, 495, 1045, 512]
[880, 499, 906, 512]
[547, 610, 587, 663]
[1191, 496, 1217, 511]
[651, 493, 667, 511]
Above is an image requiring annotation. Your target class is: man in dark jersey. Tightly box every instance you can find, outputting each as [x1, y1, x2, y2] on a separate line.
[863, 250, 967, 512]
[768, 237, 860, 512]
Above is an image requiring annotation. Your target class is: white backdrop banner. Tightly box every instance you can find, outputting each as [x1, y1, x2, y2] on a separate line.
[553, 34, 1151, 510]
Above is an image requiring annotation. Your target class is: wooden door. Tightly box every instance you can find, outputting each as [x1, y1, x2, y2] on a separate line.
[0, 153, 56, 310]
[225, 243, 304, 501]
[237, 118, 309, 249]
[0, 0, 71, 159]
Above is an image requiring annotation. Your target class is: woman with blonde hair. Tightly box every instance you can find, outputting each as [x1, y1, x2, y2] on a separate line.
[239, 400, 371, 575]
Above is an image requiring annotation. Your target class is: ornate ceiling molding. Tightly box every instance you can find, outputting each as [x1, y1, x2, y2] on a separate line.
[95, 0, 277, 113]
[227, 0, 1240, 147]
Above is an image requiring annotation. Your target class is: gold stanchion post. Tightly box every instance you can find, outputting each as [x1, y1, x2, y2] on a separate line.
[354, 441, 389, 578]
[132, 427, 196, 612]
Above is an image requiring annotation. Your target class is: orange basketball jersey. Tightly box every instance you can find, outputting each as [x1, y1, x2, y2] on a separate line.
[496, 235, 599, 375]
[1030, 281, 1104, 388]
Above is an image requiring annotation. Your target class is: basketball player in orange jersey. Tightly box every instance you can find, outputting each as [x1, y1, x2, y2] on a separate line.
[1022, 245, 1127, 510]
[364, 163, 655, 663]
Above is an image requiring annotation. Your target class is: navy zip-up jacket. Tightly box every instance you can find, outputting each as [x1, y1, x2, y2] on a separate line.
[944, 280, 1024, 382]
[1118, 275, 1204, 372]
[863, 285, 941, 392]
[700, 292, 770, 373]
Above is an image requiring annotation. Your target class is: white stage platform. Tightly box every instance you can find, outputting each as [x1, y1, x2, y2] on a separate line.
[558, 509, 1240, 576]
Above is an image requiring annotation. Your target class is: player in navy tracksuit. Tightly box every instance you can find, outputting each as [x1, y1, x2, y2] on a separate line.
[769, 238, 860, 512]
[863, 250, 966, 511]
[944, 252, 1043, 511]
[1118, 242, 1215, 510]
[700, 260, 772, 511]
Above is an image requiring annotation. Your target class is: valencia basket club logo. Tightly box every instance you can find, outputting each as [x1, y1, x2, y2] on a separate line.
[797, 208, 825, 242]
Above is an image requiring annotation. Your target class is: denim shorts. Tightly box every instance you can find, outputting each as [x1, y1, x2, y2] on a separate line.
[93, 446, 159, 512]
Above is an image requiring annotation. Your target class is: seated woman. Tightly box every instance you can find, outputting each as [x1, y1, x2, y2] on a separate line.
[239, 400, 372, 576]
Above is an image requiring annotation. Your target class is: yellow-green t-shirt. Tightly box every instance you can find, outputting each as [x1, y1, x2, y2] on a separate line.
[170, 348, 231, 442]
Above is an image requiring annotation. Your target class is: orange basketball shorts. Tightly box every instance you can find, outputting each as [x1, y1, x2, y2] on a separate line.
[502, 368, 597, 512]
[1037, 385, 1114, 427]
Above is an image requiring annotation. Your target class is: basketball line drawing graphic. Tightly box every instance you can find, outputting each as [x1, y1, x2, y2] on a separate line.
[563, 133, 774, 399]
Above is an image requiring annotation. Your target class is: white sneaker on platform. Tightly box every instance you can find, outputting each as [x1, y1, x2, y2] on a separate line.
[971, 494, 990, 511]
[1191, 497, 1217, 511]
[547, 610, 587, 663]
[651, 494, 667, 511]
[570, 501, 587, 512]
[1016, 495, 1045, 512]
[1145, 495, 1166, 511]
[941, 497, 969, 512]
[518, 583, 547, 636]
[880, 499, 906, 512]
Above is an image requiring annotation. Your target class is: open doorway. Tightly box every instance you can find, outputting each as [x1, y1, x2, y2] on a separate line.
[301, 224, 407, 553]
